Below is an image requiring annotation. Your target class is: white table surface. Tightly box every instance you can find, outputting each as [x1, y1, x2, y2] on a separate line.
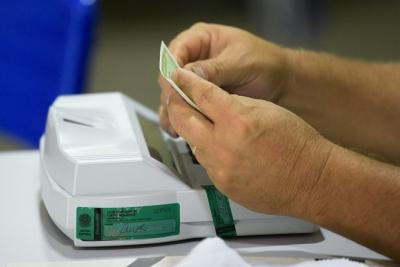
[0, 150, 389, 266]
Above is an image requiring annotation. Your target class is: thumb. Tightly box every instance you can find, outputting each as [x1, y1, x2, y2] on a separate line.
[172, 68, 232, 122]
[184, 56, 235, 87]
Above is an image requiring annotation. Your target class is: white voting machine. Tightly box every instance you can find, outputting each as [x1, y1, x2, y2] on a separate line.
[40, 92, 317, 247]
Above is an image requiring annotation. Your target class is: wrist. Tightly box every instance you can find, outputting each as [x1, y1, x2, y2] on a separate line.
[287, 135, 336, 219]
[291, 141, 400, 260]
[292, 141, 357, 225]
[257, 40, 292, 103]
[276, 48, 307, 108]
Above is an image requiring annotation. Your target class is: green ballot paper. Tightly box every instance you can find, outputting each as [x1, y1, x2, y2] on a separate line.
[159, 41, 201, 112]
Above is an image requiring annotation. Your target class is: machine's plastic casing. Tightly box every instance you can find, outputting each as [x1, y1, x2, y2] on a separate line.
[40, 92, 317, 247]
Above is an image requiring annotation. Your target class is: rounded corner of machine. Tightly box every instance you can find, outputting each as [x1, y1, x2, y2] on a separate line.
[40, 164, 75, 241]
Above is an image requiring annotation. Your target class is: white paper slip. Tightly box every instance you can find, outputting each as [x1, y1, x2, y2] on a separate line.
[159, 41, 202, 113]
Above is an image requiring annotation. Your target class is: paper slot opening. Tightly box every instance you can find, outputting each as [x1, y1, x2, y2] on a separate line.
[62, 118, 94, 128]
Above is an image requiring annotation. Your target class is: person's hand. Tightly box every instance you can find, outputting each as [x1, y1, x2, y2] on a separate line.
[159, 23, 289, 137]
[166, 68, 334, 216]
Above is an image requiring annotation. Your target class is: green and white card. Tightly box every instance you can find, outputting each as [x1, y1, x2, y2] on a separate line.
[159, 41, 201, 112]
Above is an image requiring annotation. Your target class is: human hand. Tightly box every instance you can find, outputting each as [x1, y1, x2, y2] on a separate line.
[159, 23, 289, 137]
[166, 68, 334, 216]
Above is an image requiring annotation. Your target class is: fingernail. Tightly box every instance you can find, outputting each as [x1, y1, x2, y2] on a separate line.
[190, 65, 207, 79]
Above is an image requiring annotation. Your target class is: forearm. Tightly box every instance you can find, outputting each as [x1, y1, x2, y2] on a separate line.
[279, 49, 400, 163]
[300, 142, 400, 261]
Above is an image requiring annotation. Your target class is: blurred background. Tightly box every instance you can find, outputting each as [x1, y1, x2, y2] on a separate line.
[1, 0, 400, 151]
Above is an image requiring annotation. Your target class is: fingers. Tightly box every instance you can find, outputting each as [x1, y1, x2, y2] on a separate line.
[158, 105, 178, 138]
[167, 89, 214, 149]
[183, 46, 252, 91]
[172, 68, 233, 122]
[158, 75, 177, 136]
[169, 23, 213, 66]
[184, 56, 229, 87]
[168, 23, 242, 89]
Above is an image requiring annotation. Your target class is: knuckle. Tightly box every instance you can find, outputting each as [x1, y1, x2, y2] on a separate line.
[167, 108, 190, 137]
[192, 22, 208, 29]
[158, 105, 166, 117]
[168, 38, 178, 49]
[230, 100, 259, 138]
[169, 115, 186, 135]
[210, 60, 224, 78]
[236, 115, 254, 137]
[196, 84, 215, 106]
[159, 118, 170, 133]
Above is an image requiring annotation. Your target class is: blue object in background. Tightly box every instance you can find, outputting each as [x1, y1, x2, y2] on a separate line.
[0, 0, 97, 147]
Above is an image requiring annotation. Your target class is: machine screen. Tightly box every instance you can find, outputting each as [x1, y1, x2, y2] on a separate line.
[137, 114, 176, 173]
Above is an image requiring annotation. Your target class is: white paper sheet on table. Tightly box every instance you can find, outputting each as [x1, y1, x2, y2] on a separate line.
[7, 238, 395, 267]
